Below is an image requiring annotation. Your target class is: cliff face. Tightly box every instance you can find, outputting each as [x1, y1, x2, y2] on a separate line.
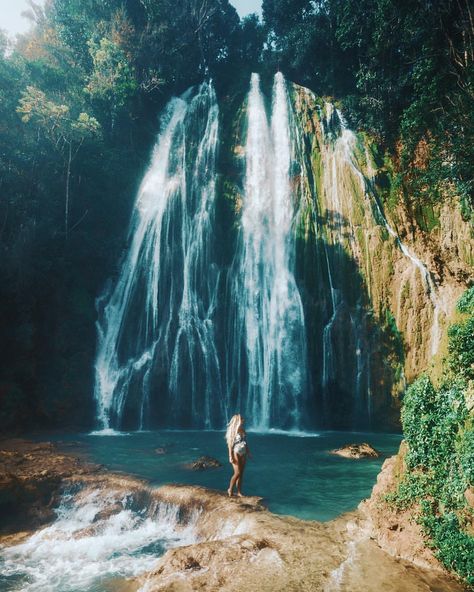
[219, 78, 473, 430]
[294, 82, 472, 371]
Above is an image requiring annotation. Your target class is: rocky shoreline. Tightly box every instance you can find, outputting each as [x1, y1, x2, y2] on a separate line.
[0, 439, 467, 591]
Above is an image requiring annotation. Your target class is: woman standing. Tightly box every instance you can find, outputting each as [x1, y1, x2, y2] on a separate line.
[225, 414, 251, 497]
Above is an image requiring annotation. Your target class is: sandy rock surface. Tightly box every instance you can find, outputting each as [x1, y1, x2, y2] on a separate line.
[359, 441, 435, 570]
[136, 487, 466, 592]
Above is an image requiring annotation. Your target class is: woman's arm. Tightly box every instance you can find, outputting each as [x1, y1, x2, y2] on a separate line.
[228, 444, 235, 464]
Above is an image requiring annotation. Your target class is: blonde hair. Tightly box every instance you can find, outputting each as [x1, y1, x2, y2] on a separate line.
[225, 414, 241, 449]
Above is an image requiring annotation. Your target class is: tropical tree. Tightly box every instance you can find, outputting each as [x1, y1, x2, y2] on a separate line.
[17, 86, 101, 237]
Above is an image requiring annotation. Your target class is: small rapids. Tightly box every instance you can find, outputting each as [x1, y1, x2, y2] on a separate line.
[0, 487, 199, 592]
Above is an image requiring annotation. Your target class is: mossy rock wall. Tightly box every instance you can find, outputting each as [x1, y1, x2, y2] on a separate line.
[217, 77, 474, 429]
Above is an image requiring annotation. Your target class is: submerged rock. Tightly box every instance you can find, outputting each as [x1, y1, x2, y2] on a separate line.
[185, 456, 222, 470]
[92, 501, 123, 523]
[331, 443, 380, 459]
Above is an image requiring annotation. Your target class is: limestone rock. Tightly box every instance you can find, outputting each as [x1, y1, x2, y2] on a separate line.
[0, 439, 101, 535]
[331, 443, 380, 459]
[464, 486, 474, 510]
[92, 501, 123, 523]
[1, 439, 466, 592]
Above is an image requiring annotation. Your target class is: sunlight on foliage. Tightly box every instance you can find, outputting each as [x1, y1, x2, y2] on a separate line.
[391, 288, 474, 585]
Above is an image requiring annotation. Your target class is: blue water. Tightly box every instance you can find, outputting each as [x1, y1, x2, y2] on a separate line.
[47, 430, 401, 521]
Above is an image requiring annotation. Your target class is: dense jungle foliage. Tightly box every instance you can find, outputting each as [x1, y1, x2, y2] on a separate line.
[389, 288, 474, 586]
[0, 0, 473, 431]
[263, 0, 474, 210]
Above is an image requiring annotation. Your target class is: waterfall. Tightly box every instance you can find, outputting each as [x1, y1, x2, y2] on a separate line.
[227, 73, 308, 430]
[94, 81, 222, 430]
[306, 100, 443, 425]
[92, 72, 420, 432]
[334, 109, 446, 356]
[311, 102, 372, 426]
[94, 74, 308, 432]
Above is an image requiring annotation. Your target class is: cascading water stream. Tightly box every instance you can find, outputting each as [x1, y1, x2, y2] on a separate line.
[94, 81, 221, 431]
[304, 100, 445, 424]
[334, 109, 446, 356]
[0, 487, 199, 592]
[321, 106, 343, 419]
[93, 72, 430, 432]
[314, 102, 371, 425]
[228, 73, 308, 430]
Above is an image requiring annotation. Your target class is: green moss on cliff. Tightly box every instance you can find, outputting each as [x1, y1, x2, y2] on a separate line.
[412, 202, 440, 233]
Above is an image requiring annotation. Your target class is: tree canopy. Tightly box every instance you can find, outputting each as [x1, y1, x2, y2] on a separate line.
[263, 0, 474, 206]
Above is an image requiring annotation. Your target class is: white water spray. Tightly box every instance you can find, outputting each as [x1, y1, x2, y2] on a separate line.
[228, 73, 308, 430]
[0, 488, 199, 592]
[94, 82, 221, 430]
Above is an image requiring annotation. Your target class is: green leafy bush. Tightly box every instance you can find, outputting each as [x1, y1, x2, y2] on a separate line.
[457, 287, 474, 314]
[393, 288, 474, 585]
[458, 428, 474, 486]
[419, 508, 474, 585]
[448, 317, 474, 380]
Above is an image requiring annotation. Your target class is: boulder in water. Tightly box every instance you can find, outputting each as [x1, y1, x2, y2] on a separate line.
[331, 443, 380, 459]
[185, 456, 222, 470]
[92, 502, 123, 523]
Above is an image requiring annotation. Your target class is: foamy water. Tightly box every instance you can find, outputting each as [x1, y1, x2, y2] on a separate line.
[0, 487, 199, 592]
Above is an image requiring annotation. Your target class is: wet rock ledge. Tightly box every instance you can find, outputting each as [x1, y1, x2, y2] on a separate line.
[0, 439, 468, 591]
[0, 439, 102, 538]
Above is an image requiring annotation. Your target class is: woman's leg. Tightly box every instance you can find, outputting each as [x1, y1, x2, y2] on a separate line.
[236, 456, 246, 496]
[228, 461, 239, 496]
